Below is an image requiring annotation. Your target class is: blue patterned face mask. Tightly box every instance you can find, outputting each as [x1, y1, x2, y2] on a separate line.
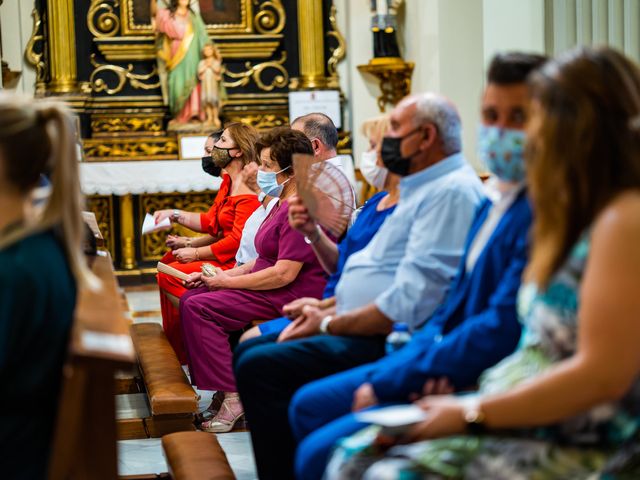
[478, 125, 527, 182]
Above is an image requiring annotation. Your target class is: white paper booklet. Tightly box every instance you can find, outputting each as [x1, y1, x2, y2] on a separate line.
[355, 404, 428, 428]
[142, 213, 171, 235]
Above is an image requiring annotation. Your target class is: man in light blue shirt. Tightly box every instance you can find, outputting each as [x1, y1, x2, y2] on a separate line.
[335, 151, 484, 329]
[234, 92, 485, 479]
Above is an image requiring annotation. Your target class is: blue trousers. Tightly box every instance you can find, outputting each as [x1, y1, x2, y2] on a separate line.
[234, 333, 386, 480]
[289, 363, 389, 480]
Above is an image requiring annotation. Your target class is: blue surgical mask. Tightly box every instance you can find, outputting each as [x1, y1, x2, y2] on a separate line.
[257, 166, 291, 197]
[478, 125, 527, 182]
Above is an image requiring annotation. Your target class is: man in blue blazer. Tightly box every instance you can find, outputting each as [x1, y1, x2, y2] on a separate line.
[288, 52, 548, 480]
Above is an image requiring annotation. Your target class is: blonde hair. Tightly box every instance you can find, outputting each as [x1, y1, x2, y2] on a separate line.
[360, 115, 390, 147]
[0, 92, 98, 290]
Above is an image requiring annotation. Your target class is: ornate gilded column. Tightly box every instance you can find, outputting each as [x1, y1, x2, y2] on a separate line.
[295, 0, 329, 89]
[46, 0, 77, 93]
[119, 195, 137, 270]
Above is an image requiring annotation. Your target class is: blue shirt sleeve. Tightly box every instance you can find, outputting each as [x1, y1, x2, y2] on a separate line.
[368, 222, 529, 402]
[374, 188, 481, 327]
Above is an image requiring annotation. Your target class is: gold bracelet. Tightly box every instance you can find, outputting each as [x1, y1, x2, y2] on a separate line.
[186, 238, 192, 248]
[195, 248, 200, 261]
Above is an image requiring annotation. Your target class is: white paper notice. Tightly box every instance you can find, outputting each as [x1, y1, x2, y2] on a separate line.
[142, 213, 171, 235]
[355, 405, 428, 427]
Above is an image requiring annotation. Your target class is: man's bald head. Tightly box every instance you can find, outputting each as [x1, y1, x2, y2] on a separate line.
[397, 93, 462, 156]
[291, 113, 339, 160]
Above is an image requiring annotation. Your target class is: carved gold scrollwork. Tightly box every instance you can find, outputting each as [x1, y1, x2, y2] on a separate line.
[86, 195, 115, 258]
[91, 117, 164, 135]
[358, 59, 415, 112]
[89, 54, 160, 95]
[83, 137, 178, 160]
[326, 4, 346, 79]
[223, 52, 288, 92]
[253, 0, 286, 34]
[139, 193, 216, 260]
[224, 113, 289, 130]
[88, 0, 120, 38]
[24, 8, 47, 91]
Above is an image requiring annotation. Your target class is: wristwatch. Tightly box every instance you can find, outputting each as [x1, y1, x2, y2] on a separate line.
[304, 225, 322, 245]
[172, 209, 181, 222]
[319, 315, 334, 334]
[463, 399, 486, 434]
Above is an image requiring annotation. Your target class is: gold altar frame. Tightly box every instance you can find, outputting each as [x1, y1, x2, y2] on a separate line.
[120, 0, 254, 36]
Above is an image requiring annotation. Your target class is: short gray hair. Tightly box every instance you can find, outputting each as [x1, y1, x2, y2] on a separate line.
[411, 93, 462, 155]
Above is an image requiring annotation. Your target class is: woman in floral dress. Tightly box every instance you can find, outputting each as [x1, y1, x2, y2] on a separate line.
[325, 46, 640, 480]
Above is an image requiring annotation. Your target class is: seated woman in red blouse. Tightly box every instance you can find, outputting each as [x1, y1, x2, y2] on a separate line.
[179, 127, 328, 432]
[154, 123, 261, 363]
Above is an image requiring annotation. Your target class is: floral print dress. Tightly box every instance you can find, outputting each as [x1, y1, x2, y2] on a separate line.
[325, 234, 640, 480]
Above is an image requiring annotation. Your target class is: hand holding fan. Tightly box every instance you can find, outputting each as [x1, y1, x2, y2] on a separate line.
[292, 154, 355, 238]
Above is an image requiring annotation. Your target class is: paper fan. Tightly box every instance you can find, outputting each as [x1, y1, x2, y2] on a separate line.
[293, 153, 355, 237]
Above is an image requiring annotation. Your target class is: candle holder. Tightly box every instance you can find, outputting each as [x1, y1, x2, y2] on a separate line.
[358, 57, 414, 112]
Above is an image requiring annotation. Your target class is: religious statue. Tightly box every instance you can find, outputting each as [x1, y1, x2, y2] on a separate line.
[198, 43, 226, 128]
[369, 0, 403, 58]
[151, 0, 211, 127]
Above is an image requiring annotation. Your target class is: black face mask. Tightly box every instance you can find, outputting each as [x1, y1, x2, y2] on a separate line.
[201, 156, 222, 177]
[380, 127, 425, 176]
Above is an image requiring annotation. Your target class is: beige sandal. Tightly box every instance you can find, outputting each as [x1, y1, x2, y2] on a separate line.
[200, 393, 244, 433]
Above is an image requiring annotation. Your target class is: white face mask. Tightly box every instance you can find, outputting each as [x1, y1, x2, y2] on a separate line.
[359, 149, 388, 190]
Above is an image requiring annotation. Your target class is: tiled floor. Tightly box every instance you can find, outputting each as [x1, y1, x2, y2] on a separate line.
[118, 284, 258, 479]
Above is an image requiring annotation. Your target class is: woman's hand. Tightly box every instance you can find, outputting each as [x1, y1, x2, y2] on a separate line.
[282, 297, 320, 319]
[278, 305, 324, 342]
[396, 396, 467, 444]
[183, 272, 203, 289]
[154, 209, 174, 224]
[202, 267, 229, 291]
[352, 383, 379, 412]
[287, 195, 318, 237]
[172, 247, 197, 263]
[166, 235, 188, 249]
[242, 162, 261, 195]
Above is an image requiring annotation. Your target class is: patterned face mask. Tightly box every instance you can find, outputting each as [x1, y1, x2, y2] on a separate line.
[477, 125, 527, 182]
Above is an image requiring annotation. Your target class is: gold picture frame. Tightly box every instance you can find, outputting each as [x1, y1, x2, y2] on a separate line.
[120, 0, 253, 36]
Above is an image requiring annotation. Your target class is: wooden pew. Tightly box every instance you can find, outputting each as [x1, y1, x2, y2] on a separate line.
[48, 250, 135, 480]
[121, 323, 198, 439]
[162, 432, 235, 480]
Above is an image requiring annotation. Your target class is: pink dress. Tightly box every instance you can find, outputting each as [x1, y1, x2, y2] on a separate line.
[179, 200, 327, 391]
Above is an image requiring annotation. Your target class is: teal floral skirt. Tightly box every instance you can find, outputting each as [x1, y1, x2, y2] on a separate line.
[324, 425, 640, 480]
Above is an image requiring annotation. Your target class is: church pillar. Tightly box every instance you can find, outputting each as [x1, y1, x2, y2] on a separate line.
[46, 0, 77, 93]
[296, 0, 329, 89]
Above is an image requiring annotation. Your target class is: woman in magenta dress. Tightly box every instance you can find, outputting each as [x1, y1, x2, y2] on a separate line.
[180, 127, 328, 432]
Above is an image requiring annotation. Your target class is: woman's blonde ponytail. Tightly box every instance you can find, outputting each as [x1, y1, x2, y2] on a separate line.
[0, 93, 99, 290]
[38, 105, 99, 290]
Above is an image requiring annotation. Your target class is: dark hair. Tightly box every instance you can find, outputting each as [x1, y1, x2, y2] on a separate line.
[525, 46, 640, 286]
[255, 127, 314, 172]
[291, 113, 339, 149]
[488, 52, 548, 85]
[208, 130, 223, 143]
